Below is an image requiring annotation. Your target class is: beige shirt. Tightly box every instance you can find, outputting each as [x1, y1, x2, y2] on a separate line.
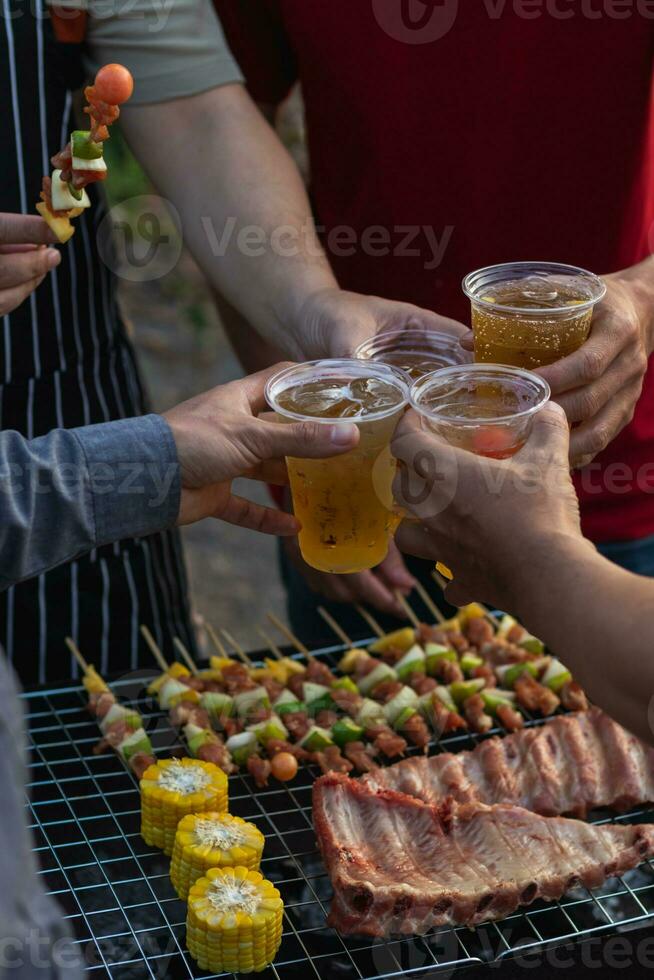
[49, 0, 243, 104]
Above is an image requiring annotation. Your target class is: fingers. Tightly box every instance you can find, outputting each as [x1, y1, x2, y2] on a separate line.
[568, 391, 640, 468]
[536, 301, 627, 396]
[553, 345, 646, 426]
[310, 566, 407, 616]
[374, 540, 416, 593]
[241, 458, 289, 486]
[460, 329, 474, 351]
[240, 362, 295, 415]
[0, 273, 50, 317]
[516, 402, 570, 459]
[0, 247, 60, 290]
[395, 522, 445, 563]
[216, 495, 301, 535]
[0, 212, 59, 246]
[258, 417, 360, 460]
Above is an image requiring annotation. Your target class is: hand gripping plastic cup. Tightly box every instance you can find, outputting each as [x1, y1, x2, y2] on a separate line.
[410, 363, 551, 459]
[463, 261, 606, 369]
[265, 359, 409, 574]
[354, 328, 471, 381]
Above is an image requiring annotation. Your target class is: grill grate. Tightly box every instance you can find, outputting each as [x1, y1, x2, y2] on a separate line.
[23, 640, 654, 979]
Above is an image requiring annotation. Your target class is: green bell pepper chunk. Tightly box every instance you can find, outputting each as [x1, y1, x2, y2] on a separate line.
[276, 700, 306, 716]
[330, 676, 359, 694]
[71, 130, 104, 160]
[332, 718, 365, 746]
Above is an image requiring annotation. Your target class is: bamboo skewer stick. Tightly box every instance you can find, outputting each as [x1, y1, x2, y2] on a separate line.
[267, 612, 315, 662]
[412, 580, 446, 625]
[354, 603, 384, 639]
[317, 606, 353, 647]
[221, 628, 254, 669]
[140, 624, 169, 672]
[173, 637, 199, 675]
[65, 636, 89, 674]
[256, 627, 284, 661]
[394, 591, 421, 629]
[206, 622, 229, 658]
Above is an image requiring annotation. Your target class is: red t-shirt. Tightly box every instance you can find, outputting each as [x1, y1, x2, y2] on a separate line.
[217, 1, 654, 543]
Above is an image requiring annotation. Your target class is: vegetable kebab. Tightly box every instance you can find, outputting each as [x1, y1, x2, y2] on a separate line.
[37, 64, 133, 242]
[140, 626, 236, 772]
[65, 638, 155, 780]
[352, 583, 588, 733]
[267, 613, 411, 772]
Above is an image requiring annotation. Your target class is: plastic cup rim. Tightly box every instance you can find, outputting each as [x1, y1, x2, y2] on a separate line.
[354, 328, 465, 358]
[462, 260, 607, 317]
[409, 363, 552, 427]
[265, 358, 410, 424]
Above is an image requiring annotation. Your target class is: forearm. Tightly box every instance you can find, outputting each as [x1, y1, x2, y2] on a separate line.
[212, 288, 285, 375]
[508, 535, 654, 743]
[121, 86, 337, 359]
[0, 417, 179, 591]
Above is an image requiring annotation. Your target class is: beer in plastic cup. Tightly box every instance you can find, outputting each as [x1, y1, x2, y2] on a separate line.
[266, 360, 409, 574]
[410, 363, 551, 459]
[354, 328, 470, 381]
[463, 262, 606, 369]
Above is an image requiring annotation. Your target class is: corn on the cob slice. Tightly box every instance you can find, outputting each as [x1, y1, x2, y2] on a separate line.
[171, 812, 264, 901]
[187, 866, 283, 974]
[140, 758, 228, 855]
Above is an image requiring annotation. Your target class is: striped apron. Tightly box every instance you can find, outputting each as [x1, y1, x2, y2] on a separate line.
[0, 1, 198, 684]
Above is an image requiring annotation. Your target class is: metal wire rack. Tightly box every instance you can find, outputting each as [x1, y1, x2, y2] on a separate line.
[24, 638, 654, 979]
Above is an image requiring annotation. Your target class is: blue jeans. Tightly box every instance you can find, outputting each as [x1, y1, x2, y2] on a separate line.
[596, 532, 654, 577]
[280, 534, 654, 647]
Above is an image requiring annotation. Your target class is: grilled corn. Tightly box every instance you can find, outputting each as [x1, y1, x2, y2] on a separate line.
[186, 866, 283, 974]
[171, 812, 264, 901]
[140, 758, 228, 855]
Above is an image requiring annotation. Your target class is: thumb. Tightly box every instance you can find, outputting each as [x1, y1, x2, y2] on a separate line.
[518, 402, 570, 459]
[256, 418, 360, 460]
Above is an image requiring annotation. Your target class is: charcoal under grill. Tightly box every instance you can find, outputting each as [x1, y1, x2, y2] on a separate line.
[24, 638, 654, 979]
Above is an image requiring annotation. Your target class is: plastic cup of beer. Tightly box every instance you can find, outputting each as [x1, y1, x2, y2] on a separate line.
[354, 328, 471, 381]
[265, 359, 409, 574]
[463, 261, 606, 368]
[410, 363, 551, 459]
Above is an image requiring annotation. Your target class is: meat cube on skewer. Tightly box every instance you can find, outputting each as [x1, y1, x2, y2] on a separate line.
[496, 702, 524, 732]
[463, 694, 494, 734]
[343, 741, 378, 772]
[560, 681, 589, 713]
[515, 673, 560, 716]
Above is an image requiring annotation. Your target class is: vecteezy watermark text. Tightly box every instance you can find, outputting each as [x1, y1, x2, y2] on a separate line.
[201, 216, 454, 272]
[0, 461, 177, 509]
[372, 0, 654, 45]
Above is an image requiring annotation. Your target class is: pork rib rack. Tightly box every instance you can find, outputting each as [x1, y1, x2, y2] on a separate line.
[361, 707, 654, 818]
[313, 772, 654, 937]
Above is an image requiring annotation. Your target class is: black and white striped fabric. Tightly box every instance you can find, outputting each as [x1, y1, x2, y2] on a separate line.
[0, 0, 197, 684]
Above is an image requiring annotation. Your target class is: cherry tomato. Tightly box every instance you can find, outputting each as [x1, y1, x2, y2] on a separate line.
[270, 752, 298, 782]
[94, 64, 134, 105]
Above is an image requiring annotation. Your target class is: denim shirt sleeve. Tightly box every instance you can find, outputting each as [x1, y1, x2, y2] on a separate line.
[0, 414, 180, 592]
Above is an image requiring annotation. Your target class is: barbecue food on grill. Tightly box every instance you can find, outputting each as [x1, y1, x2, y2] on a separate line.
[170, 812, 264, 901]
[140, 758, 228, 855]
[186, 866, 283, 974]
[361, 708, 654, 818]
[80, 660, 155, 779]
[313, 772, 654, 937]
